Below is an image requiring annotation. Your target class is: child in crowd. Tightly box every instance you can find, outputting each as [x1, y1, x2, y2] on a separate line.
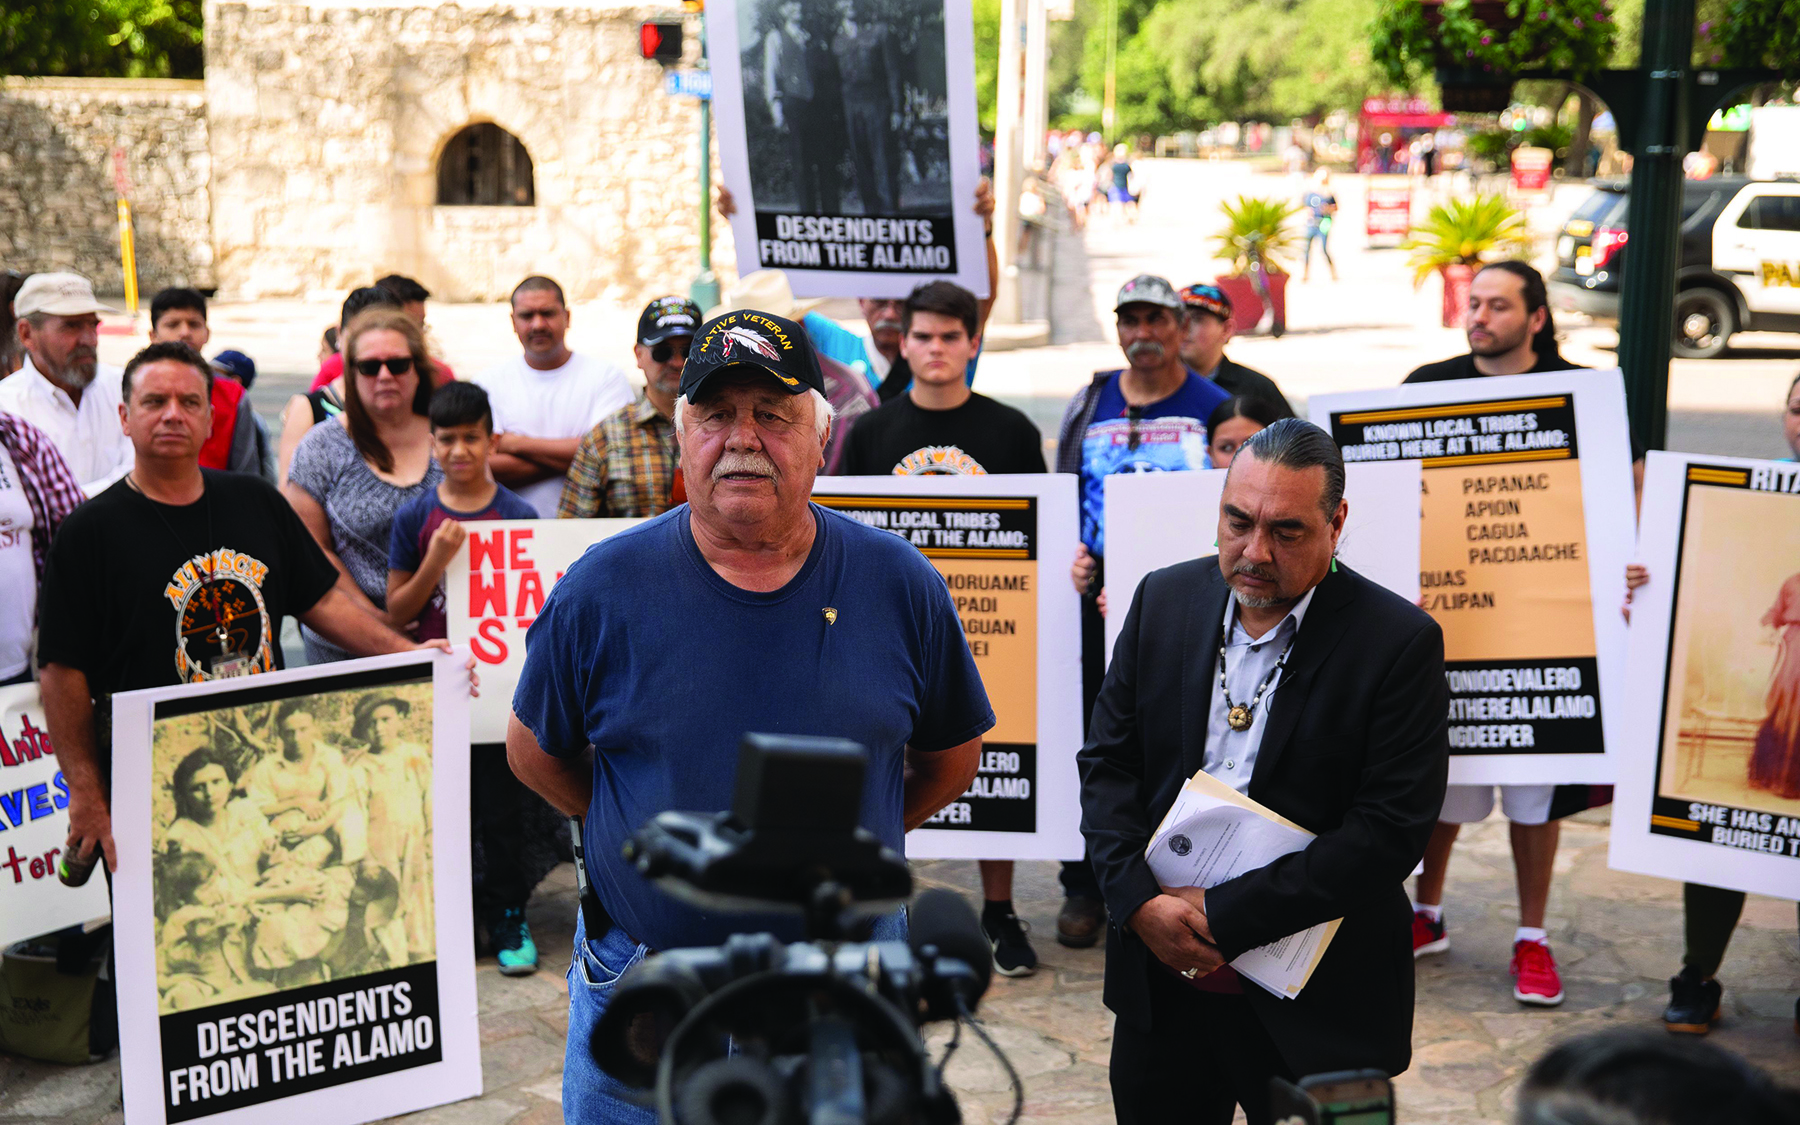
[387, 381, 539, 642]
[387, 380, 540, 975]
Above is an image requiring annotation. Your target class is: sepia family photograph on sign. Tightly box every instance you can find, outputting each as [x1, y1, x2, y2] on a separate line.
[149, 681, 436, 1014]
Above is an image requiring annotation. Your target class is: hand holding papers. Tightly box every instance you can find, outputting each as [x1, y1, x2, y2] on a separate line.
[1145, 768, 1340, 998]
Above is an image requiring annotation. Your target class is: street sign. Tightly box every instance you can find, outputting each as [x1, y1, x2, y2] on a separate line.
[664, 69, 712, 98]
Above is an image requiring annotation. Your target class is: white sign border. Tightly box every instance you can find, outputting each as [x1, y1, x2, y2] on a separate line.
[1309, 369, 1636, 785]
[812, 474, 1083, 860]
[1101, 460, 1424, 664]
[1608, 451, 1800, 900]
[112, 651, 480, 1125]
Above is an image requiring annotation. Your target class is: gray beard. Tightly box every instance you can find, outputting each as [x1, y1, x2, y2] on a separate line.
[1232, 587, 1284, 609]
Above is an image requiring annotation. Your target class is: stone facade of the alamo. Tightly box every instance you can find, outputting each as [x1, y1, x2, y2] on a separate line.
[0, 0, 730, 304]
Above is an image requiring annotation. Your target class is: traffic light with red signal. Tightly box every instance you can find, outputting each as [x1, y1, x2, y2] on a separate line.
[639, 21, 683, 64]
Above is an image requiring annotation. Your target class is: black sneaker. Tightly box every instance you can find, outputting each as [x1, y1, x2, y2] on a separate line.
[1662, 965, 1721, 1034]
[982, 912, 1039, 977]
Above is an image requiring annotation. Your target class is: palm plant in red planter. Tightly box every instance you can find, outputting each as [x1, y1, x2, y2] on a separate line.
[1370, 0, 1618, 112]
[1211, 196, 1300, 337]
[1405, 195, 1527, 327]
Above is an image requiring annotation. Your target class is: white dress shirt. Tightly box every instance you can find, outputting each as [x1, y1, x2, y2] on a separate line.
[0, 356, 132, 496]
[1202, 585, 1318, 794]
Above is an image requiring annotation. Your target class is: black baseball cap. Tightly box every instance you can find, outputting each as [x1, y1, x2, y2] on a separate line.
[637, 295, 701, 346]
[679, 309, 825, 400]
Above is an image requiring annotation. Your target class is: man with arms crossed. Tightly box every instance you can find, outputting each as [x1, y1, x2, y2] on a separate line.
[476, 276, 634, 516]
[506, 309, 993, 1125]
[1079, 419, 1449, 1124]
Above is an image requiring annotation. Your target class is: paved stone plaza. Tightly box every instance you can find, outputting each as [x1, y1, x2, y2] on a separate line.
[6, 159, 1800, 1123]
[4, 813, 1798, 1125]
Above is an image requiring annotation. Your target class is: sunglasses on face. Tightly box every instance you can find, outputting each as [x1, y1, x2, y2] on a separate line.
[354, 356, 414, 377]
[650, 339, 691, 364]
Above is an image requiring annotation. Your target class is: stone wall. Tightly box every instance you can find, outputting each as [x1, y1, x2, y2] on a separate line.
[206, 0, 732, 304]
[0, 78, 213, 295]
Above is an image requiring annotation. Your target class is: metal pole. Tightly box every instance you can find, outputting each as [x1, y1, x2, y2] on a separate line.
[1022, 0, 1048, 170]
[1614, 0, 1694, 453]
[1101, 0, 1117, 146]
[992, 0, 1025, 321]
[691, 11, 721, 311]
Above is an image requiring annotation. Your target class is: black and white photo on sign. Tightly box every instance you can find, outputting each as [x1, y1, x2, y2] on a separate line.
[708, 0, 986, 297]
[111, 653, 479, 1125]
[148, 681, 436, 1014]
[741, 0, 950, 219]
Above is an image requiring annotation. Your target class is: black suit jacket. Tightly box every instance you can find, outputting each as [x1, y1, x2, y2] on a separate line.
[1077, 558, 1448, 1078]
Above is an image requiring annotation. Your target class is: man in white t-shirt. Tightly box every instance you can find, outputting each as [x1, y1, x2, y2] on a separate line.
[475, 276, 634, 515]
[0, 273, 133, 495]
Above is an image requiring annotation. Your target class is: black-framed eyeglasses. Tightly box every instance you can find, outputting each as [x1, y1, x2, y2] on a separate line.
[650, 338, 691, 364]
[354, 356, 414, 377]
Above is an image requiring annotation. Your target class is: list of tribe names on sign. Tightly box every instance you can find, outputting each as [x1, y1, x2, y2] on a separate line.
[1330, 394, 1603, 758]
[814, 495, 1039, 831]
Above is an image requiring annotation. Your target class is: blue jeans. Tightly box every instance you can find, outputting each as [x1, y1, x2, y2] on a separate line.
[1304, 226, 1333, 268]
[562, 909, 909, 1124]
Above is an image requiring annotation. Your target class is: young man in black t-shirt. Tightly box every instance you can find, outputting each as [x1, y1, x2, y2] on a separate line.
[841, 282, 1046, 977]
[38, 341, 440, 876]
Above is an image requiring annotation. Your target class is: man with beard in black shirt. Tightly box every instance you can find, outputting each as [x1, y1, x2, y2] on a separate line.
[1405, 261, 1583, 383]
[840, 280, 1046, 977]
[38, 341, 453, 876]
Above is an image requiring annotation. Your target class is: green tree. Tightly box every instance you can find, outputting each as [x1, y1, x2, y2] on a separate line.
[0, 0, 202, 79]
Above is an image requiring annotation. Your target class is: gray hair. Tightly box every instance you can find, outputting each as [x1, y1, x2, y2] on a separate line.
[672, 387, 834, 442]
[1233, 417, 1345, 519]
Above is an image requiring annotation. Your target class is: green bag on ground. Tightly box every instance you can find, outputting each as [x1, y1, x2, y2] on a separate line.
[0, 930, 117, 1065]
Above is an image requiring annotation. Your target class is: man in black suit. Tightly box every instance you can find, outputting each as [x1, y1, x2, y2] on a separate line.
[1078, 418, 1449, 1125]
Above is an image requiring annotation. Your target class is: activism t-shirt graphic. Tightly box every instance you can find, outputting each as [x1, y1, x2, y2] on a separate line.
[165, 547, 276, 682]
[839, 393, 1046, 479]
[1078, 371, 1227, 556]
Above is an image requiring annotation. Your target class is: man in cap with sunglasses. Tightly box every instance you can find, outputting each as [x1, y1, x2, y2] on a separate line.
[1050, 273, 1231, 948]
[507, 309, 993, 1124]
[0, 272, 134, 495]
[1177, 283, 1293, 418]
[559, 296, 698, 518]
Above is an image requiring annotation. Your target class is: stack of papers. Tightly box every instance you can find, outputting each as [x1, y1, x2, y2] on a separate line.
[1144, 769, 1340, 998]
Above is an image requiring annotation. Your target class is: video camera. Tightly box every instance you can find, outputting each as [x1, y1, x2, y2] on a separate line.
[587, 733, 1013, 1125]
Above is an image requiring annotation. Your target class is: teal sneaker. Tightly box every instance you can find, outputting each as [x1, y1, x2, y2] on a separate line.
[492, 907, 538, 976]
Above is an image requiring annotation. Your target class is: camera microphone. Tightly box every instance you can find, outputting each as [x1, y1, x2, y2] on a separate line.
[908, 889, 992, 1021]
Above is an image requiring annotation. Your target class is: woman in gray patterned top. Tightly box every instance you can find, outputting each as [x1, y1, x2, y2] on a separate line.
[285, 308, 442, 663]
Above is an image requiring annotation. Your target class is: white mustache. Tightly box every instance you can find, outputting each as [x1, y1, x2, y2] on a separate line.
[1127, 340, 1164, 361]
[873, 317, 903, 333]
[1233, 563, 1277, 582]
[713, 451, 777, 480]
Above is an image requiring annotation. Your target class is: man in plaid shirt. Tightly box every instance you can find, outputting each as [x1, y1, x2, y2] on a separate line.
[557, 296, 696, 519]
[0, 409, 86, 684]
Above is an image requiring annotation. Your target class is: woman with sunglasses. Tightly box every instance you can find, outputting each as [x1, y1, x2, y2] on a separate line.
[284, 308, 442, 662]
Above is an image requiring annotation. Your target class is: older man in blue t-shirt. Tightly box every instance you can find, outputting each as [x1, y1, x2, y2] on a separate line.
[507, 308, 994, 1125]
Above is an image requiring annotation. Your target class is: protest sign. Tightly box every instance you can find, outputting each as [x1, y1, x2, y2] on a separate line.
[111, 651, 477, 1125]
[812, 474, 1082, 859]
[1609, 453, 1800, 899]
[1310, 370, 1636, 784]
[445, 518, 644, 743]
[1101, 461, 1423, 664]
[0, 683, 111, 947]
[706, 0, 987, 298]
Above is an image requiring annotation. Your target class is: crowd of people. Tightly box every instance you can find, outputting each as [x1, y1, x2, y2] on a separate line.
[4, 225, 1797, 1123]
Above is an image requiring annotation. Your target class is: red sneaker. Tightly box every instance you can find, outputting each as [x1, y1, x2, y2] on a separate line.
[1412, 910, 1449, 958]
[1511, 939, 1565, 1006]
